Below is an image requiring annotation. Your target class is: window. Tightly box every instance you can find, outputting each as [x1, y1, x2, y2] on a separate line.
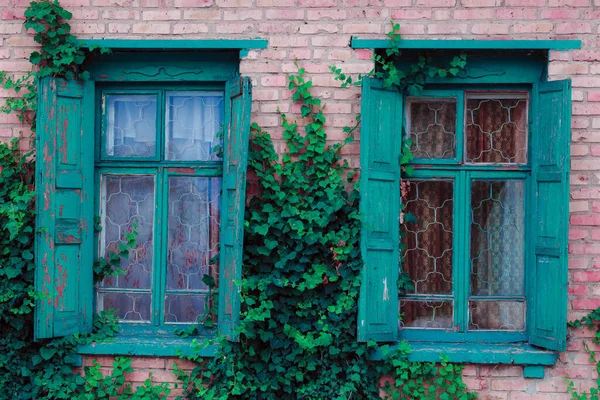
[400, 90, 529, 341]
[34, 61, 252, 345]
[96, 87, 225, 331]
[358, 55, 571, 359]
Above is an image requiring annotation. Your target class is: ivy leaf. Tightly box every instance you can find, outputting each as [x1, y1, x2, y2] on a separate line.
[39, 347, 57, 360]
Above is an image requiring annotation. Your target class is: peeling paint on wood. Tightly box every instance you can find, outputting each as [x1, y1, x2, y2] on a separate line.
[34, 77, 94, 340]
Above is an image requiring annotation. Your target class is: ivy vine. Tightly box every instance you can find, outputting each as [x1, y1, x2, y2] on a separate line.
[174, 25, 475, 399]
[0, 2, 523, 398]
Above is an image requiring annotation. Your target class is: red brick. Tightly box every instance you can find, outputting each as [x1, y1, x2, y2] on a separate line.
[306, 9, 347, 20]
[172, 24, 209, 34]
[496, 8, 538, 19]
[541, 9, 581, 19]
[1, 9, 25, 20]
[505, 0, 545, 5]
[174, 0, 212, 5]
[215, 0, 251, 5]
[573, 298, 600, 310]
[490, 379, 530, 391]
[257, 0, 295, 5]
[298, 0, 337, 5]
[270, 36, 310, 47]
[427, 24, 468, 34]
[391, 10, 431, 19]
[571, 214, 600, 225]
[549, 0, 589, 5]
[574, 104, 600, 115]
[556, 23, 592, 34]
[416, 0, 456, 6]
[102, 10, 138, 19]
[311, 36, 349, 47]
[454, 9, 494, 19]
[132, 23, 170, 34]
[143, 10, 181, 20]
[342, 24, 381, 34]
[471, 24, 510, 35]
[216, 23, 253, 33]
[265, 10, 305, 20]
[513, 22, 554, 33]
[129, 357, 165, 369]
[223, 10, 263, 20]
[108, 23, 131, 33]
[569, 284, 589, 296]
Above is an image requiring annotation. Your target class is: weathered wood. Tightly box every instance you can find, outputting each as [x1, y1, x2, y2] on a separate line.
[358, 78, 402, 342]
[35, 78, 94, 339]
[351, 38, 581, 50]
[218, 76, 252, 342]
[528, 79, 571, 352]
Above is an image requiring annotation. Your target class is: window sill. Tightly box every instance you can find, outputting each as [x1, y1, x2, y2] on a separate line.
[370, 342, 557, 366]
[78, 335, 217, 358]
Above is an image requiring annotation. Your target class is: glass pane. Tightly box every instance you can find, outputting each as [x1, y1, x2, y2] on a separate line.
[105, 94, 157, 158]
[470, 180, 525, 297]
[400, 300, 453, 329]
[165, 294, 212, 324]
[167, 176, 220, 291]
[165, 91, 224, 161]
[98, 292, 152, 322]
[402, 179, 454, 295]
[406, 98, 457, 159]
[469, 301, 525, 331]
[466, 93, 528, 164]
[100, 175, 155, 290]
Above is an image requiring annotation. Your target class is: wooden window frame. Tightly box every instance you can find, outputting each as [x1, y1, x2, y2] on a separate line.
[358, 52, 571, 369]
[94, 82, 225, 335]
[35, 47, 254, 358]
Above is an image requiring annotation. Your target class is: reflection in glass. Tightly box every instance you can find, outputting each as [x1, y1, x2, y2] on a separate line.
[100, 175, 155, 290]
[466, 93, 528, 164]
[402, 180, 454, 295]
[105, 95, 157, 158]
[470, 180, 525, 297]
[406, 98, 457, 159]
[165, 176, 220, 323]
[469, 301, 525, 331]
[165, 91, 224, 161]
[97, 292, 152, 323]
[97, 174, 155, 323]
[165, 295, 207, 323]
[400, 300, 453, 329]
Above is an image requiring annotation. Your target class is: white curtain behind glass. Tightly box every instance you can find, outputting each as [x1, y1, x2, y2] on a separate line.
[165, 91, 224, 161]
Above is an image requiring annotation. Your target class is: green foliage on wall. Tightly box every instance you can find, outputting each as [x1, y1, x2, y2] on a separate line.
[175, 27, 475, 398]
[0, 0, 107, 129]
[0, 2, 478, 398]
[567, 311, 600, 398]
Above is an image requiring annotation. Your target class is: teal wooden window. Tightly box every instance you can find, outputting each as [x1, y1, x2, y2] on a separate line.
[359, 70, 571, 357]
[95, 85, 227, 334]
[34, 75, 252, 343]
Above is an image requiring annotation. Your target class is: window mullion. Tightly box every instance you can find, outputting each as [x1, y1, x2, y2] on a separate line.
[153, 168, 167, 327]
[454, 169, 469, 333]
[456, 91, 465, 164]
[157, 89, 165, 162]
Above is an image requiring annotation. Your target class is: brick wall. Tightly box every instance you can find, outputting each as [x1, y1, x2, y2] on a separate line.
[2, 0, 599, 398]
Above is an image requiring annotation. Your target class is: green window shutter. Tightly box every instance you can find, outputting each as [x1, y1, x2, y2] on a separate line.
[34, 78, 95, 339]
[528, 79, 571, 351]
[219, 76, 252, 341]
[358, 78, 403, 342]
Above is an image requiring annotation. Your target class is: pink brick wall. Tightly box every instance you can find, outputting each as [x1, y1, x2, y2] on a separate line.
[2, 0, 600, 398]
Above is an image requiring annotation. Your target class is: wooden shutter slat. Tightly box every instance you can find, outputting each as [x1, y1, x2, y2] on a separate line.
[358, 78, 403, 342]
[35, 78, 94, 339]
